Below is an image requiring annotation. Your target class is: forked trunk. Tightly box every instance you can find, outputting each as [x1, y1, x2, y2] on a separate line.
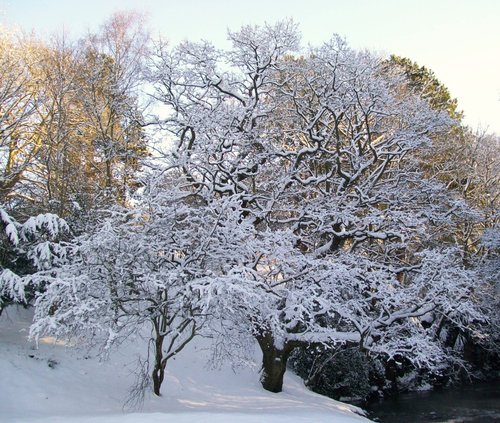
[152, 331, 165, 396]
[150, 314, 198, 396]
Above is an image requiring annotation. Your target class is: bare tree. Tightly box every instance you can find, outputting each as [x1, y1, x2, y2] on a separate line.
[0, 31, 42, 211]
[76, 11, 150, 206]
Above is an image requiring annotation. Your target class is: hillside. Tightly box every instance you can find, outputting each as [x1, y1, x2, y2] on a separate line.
[0, 306, 372, 423]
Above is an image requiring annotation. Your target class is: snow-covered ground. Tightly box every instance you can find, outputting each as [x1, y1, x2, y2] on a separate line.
[0, 306, 372, 423]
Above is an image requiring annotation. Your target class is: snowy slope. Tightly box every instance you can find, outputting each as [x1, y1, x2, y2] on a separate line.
[0, 306, 372, 423]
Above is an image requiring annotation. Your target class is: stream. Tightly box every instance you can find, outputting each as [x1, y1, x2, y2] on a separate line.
[362, 380, 500, 422]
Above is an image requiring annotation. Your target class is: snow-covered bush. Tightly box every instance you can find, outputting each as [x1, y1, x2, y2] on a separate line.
[0, 205, 69, 313]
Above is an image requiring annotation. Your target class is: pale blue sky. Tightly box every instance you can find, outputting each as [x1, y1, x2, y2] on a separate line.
[1, 0, 499, 133]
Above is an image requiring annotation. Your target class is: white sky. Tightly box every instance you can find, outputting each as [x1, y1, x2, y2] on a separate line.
[1, 0, 499, 133]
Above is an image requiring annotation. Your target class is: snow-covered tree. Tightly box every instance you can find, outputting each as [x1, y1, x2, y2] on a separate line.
[27, 173, 260, 396]
[150, 22, 494, 392]
[478, 225, 500, 331]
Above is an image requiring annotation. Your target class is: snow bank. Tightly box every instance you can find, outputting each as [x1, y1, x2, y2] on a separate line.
[0, 306, 372, 423]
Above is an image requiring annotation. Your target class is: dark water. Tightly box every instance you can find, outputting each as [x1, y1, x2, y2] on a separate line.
[362, 381, 500, 423]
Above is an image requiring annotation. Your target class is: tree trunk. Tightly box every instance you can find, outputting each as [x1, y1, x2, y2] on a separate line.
[256, 330, 294, 393]
[152, 337, 165, 396]
[152, 318, 166, 396]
